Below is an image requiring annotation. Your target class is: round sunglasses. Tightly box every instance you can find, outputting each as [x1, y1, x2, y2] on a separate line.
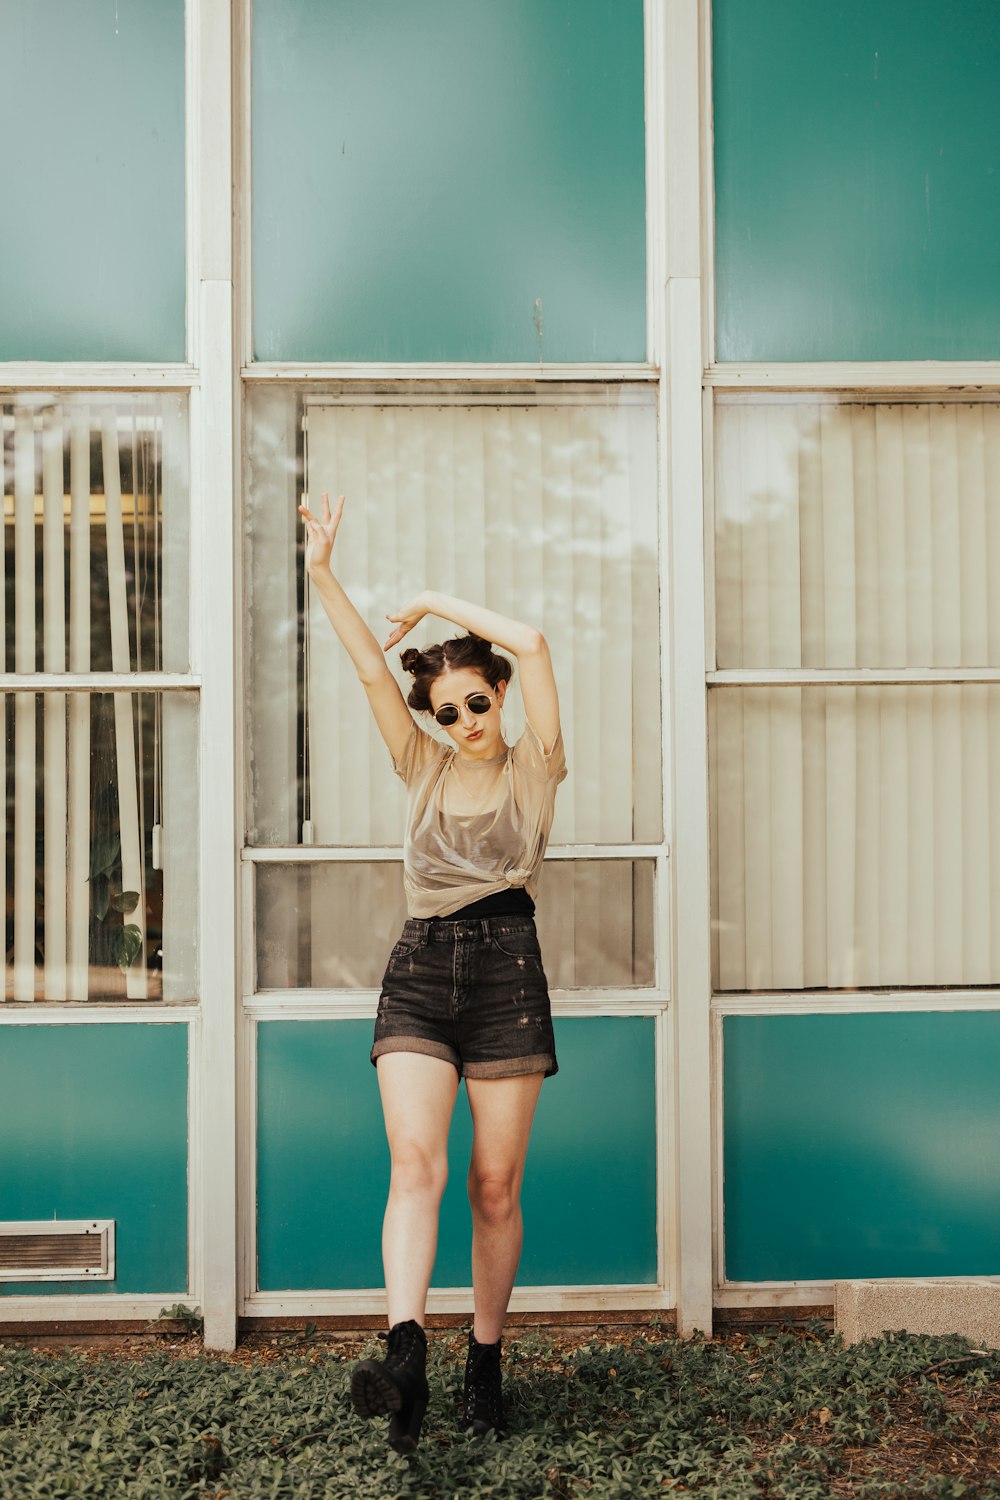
[432, 691, 495, 727]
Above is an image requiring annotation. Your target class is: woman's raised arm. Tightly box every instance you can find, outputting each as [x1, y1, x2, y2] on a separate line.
[298, 493, 414, 765]
[384, 590, 561, 754]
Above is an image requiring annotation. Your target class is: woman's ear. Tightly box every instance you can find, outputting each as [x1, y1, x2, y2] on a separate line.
[496, 680, 507, 708]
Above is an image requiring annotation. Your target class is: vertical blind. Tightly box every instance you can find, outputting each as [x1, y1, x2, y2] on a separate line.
[2, 395, 193, 1002]
[711, 399, 1000, 991]
[302, 392, 661, 848]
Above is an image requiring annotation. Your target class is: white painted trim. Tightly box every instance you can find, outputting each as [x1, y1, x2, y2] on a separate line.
[714, 1285, 834, 1308]
[663, 0, 713, 1340]
[242, 843, 666, 863]
[302, 386, 657, 409]
[0, 1006, 197, 1023]
[0, 674, 199, 693]
[0, 366, 199, 390]
[242, 1286, 670, 1317]
[709, 669, 1000, 686]
[706, 363, 1000, 391]
[0, 1295, 196, 1322]
[190, 0, 238, 1351]
[245, 994, 670, 1018]
[714, 991, 1000, 1016]
[244, 362, 658, 383]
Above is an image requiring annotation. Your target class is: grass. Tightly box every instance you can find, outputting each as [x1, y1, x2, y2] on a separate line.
[0, 1324, 998, 1498]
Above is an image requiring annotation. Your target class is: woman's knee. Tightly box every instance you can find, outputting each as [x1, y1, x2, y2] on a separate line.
[389, 1138, 448, 1199]
[467, 1168, 520, 1224]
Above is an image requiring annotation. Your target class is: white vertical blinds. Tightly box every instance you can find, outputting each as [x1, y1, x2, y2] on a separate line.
[301, 392, 661, 848]
[715, 400, 1000, 669]
[2, 395, 190, 1002]
[711, 398, 1000, 992]
[711, 686, 1000, 990]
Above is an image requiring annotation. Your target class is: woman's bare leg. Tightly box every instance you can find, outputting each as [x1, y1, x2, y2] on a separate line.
[465, 1073, 545, 1343]
[376, 1051, 459, 1327]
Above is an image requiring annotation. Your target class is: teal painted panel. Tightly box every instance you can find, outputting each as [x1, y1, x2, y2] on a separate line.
[714, 0, 1000, 361]
[0, 0, 185, 361]
[0, 1024, 188, 1295]
[257, 1016, 656, 1290]
[252, 0, 646, 363]
[724, 1013, 1000, 1281]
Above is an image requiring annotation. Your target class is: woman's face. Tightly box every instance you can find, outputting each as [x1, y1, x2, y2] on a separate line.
[428, 668, 507, 759]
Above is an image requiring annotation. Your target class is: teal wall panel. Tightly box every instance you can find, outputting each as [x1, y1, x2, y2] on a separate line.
[724, 1013, 1000, 1281]
[0, 0, 185, 361]
[714, 0, 1000, 361]
[252, 0, 646, 363]
[0, 1024, 188, 1295]
[257, 1016, 657, 1290]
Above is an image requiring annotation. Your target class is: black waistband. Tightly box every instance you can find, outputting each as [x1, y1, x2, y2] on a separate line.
[430, 888, 535, 921]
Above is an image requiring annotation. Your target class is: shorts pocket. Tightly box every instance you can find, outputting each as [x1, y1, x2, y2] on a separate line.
[490, 927, 544, 965]
[386, 935, 423, 969]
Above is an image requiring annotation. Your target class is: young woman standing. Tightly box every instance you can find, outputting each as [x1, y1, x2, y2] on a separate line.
[298, 492, 567, 1452]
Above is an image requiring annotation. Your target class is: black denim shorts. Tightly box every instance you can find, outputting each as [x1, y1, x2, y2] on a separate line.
[371, 916, 558, 1080]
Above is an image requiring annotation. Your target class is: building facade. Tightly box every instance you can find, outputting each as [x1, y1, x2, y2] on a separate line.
[1, 0, 998, 1349]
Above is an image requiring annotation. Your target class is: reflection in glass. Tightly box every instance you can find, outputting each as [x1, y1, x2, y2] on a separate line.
[715, 398, 1000, 669]
[2, 394, 189, 675]
[3, 692, 198, 1003]
[710, 686, 1000, 992]
[255, 859, 654, 991]
[252, 0, 646, 363]
[246, 385, 661, 848]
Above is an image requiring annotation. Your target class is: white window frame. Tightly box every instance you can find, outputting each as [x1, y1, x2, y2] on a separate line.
[235, 0, 682, 1330]
[0, 0, 239, 1348]
[699, 0, 1000, 1316]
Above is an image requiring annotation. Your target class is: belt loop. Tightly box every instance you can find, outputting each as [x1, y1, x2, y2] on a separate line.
[480, 918, 490, 944]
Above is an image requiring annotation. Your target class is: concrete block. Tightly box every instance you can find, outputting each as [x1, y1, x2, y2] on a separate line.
[835, 1279, 1000, 1348]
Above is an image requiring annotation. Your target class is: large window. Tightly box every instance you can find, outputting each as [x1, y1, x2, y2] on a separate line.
[709, 396, 1000, 992]
[245, 383, 662, 993]
[1, 394, 197, 1003]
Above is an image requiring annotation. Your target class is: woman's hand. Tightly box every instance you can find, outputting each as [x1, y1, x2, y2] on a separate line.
[298, 491, 344, 574]
[383, 594, 430, 652]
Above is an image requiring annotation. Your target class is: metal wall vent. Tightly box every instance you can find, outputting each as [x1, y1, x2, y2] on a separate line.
[0, 1221, 115, 1281]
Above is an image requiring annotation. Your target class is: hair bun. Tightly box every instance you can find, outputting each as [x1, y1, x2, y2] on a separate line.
[399, 647, 422, 674]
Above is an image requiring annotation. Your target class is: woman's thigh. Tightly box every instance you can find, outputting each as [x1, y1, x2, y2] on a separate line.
[465, 1073, 544, 1187]
[376, 1051, 460, 1167]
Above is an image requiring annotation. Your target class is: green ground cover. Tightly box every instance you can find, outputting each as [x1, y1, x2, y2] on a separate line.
[0, 1325, 998, 1498]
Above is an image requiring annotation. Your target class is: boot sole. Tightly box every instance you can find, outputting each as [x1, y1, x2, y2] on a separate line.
[351, 1360, 403, 1419]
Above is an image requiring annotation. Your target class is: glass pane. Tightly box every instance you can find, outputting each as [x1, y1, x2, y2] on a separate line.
[709, 686, 1000, 992]
[714, 0, 1000, 360]
[2, 691, 198, 1003]
[724, 1012, 1000, 1280]
[252, 0, 646, 363]
[255, 860, 655, 990]
[715, 398, 1000, 670]
[0, 0, 185, 360]
[246, 384, 661, 847]
[2, 393, 190, 674]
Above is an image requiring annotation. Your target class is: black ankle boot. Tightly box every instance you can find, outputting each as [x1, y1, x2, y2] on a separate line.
[351, 1318, 429, 1453]
[462, 1329, 504, 1436]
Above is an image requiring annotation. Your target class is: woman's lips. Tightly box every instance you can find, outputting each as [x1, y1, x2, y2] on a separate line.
[467, 728, 483, 741]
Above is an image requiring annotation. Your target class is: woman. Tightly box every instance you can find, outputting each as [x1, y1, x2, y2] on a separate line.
[298, 492, 567, 1453]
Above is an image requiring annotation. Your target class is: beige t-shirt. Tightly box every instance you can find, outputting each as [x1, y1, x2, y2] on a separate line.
[391, 719, 568, 918]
